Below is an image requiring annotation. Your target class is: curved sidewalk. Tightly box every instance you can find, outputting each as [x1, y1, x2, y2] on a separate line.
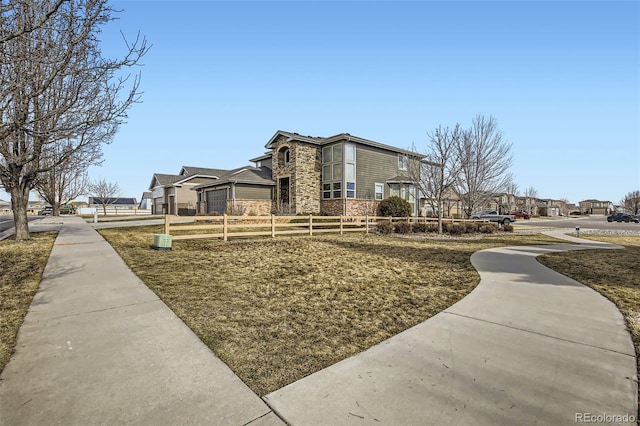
[264, 230, 637, 424]
[0, 217, 281, 425]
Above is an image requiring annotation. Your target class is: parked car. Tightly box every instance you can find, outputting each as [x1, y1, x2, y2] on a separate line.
[471, 210, 516, 224]
[511, 210, 531, 220]
[38, 207, 53, 216]
[607, 212, 639, 223]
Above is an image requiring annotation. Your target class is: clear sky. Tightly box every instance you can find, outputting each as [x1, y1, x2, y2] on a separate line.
[3, 0, 639, 206]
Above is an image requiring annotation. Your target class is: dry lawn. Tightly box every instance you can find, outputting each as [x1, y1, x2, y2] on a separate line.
[99, 225, 561, 395]
[538, 234, 640, 412]
[0, 232, 57, 373]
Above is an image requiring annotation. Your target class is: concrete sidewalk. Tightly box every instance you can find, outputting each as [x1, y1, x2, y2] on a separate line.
[264, 230, 637, 424]
[0, 216, 282, 425]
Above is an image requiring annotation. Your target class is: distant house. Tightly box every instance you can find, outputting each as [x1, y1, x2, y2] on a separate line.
[579, 199, 613, 215]
[139, 192, 153, 210]
[88, 197, 137, 210]
[193, 130, 423, 216]
[148, 166, 226, 215]
[0, 198, 11, 214]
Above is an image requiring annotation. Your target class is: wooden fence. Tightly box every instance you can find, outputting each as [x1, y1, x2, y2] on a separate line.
[164, 214, 471, 242]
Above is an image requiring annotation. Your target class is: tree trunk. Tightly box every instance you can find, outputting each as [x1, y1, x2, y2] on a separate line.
[10, 186, 31, 241]
[437, 198, 444, 234]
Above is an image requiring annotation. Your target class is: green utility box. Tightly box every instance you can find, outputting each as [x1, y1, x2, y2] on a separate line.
[152, 234, 173, 250]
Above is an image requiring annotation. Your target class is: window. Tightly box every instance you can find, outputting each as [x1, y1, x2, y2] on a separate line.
[346, 181, 355, 198]
[322, 143, 356, 199]
[398, 154, 408, 170]
[375, 183, 383, 200]
[284, 149, 290, 164]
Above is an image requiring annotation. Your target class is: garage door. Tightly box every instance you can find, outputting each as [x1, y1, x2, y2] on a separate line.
[206, 188, 227, 214]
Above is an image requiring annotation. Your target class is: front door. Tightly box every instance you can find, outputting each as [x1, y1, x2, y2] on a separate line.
[279, 177, 290, 213]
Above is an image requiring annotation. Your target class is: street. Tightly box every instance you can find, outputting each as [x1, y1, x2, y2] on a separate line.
[518, 215, 640, 232]
[0, 214, 42, 234]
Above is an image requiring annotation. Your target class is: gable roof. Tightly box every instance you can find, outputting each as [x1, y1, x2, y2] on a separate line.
[265, 130, 420, 156]
[89, 197, 137, 205]
[193, 166, 274, 190]
[150, 173, 182, 189]
[180, 166, 230, 178]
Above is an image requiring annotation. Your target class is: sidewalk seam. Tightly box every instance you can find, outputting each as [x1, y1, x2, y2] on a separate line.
[35, 299, 161, 322]
[443, 311, 635, 358]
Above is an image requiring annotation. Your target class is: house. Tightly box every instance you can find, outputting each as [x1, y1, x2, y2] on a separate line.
[419, 187, 463, 218]
[193, 130, 422, 216]
[0, 198, 11, 214]
[139, 192, 153, 210]
[194, 167, 275, 215]
[579, 199, 613, 215]
[148, 166, 228, 215]
[88, 197, 138, 210]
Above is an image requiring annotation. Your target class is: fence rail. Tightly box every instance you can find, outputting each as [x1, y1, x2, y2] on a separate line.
[164, 214, 473, 242]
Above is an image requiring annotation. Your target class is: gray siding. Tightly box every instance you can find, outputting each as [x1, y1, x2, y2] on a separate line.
[355, 145, 402, 199]
[235, 184, 272, 200]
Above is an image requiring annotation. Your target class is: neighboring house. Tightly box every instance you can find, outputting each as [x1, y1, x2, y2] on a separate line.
[192, 130, 422, 216]
[0, 198, 11, 214]
[88, 197, 138, 210]
[419, 187, 463, 218]
[194, 166, 275, 215]
[148, 166, 227, 215]
[516, 196, 540, 216]
[579, 199, 613, 215]
[139, 192, 153, 210]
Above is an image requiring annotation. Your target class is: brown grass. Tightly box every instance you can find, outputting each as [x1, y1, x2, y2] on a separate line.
[0, 232, 57, 373]
[99, 225, 562, 395]
[538, 234, 640, 415]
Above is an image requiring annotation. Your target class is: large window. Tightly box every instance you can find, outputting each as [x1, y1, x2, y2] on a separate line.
[322, 143, 356, 199]
[389, 183, 415, 202]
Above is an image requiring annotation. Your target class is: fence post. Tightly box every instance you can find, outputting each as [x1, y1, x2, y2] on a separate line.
[223, 214, 228, 242]
[309, 214, 313, 236]
[164, 215, 170, 235]
[271, 215, 276, 238]
[340, 215, 344, 235]
[365, 215, 369, 234]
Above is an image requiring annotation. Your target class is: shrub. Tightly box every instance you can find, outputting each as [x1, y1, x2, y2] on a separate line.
[447, 223, 465, 235]
[412, 222, 429, 233]
[463, 222, 479, 234]
[378, 196, 412, 217]
[394, 222, 411, 234]
[376, 222, 393, 235]
[502, 223, 514, 232]
[479, 223, 498, 234]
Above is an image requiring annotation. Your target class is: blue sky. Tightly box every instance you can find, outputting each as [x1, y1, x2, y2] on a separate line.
[4, 0, 639, 205]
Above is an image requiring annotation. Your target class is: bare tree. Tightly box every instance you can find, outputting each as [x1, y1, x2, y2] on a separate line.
[0, 0, 148, 240]
[409, 124, 462, 233]
[35, 140, 94, 215]
[503, 180, 519, 213]
[88, 178, 120, 215]
[456, 115, 513, 218]
[625, 190, 640, 215]
[0, 0, 66, 43]
[523, 186, 538, 215]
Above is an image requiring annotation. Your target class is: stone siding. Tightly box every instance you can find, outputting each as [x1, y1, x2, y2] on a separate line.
[230, 199, 273, 216]
[321, 199, 380, 216]
[271, 136, 322, 214]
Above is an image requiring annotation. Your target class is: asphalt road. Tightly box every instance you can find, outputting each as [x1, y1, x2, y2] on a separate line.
[0, 214, 43, 233]
[516, 215, 640, 231]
